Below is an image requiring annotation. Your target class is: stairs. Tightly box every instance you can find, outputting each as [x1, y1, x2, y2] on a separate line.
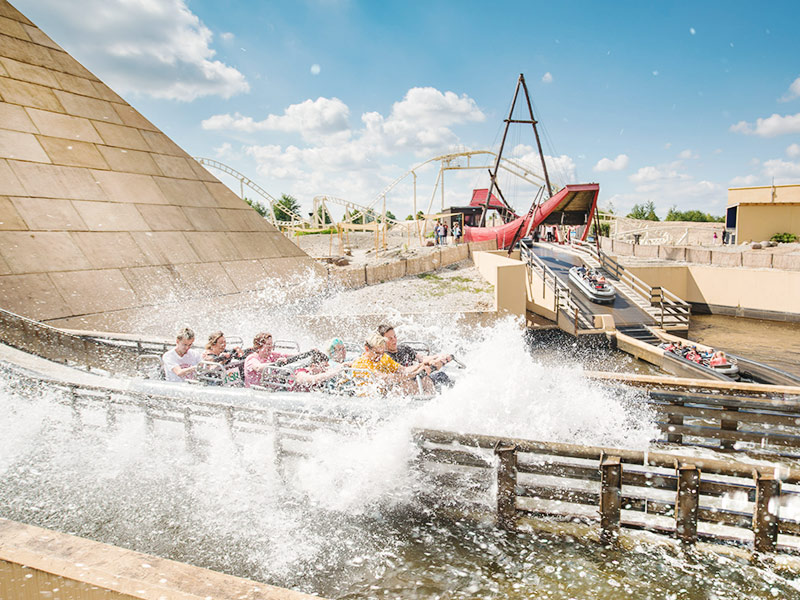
[617, 325, 661, 345]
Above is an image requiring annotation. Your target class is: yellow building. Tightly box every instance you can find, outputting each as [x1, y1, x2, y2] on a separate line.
[727, 184, 800, 243]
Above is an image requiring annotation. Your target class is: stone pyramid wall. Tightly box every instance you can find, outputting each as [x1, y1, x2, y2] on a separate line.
[0, 0, 320, 329]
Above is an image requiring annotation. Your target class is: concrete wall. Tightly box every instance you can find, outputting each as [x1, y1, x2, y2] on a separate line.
[473, 250, 526, 316]
[0, 0, 320, 331]
[628, 263, 800, 319]
[737, 203, 800, 244]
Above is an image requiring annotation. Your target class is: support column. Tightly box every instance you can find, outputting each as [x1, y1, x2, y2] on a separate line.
[675, 464, 700, 545]
[667, 402, 684, 444]
[600, 456, 622, 544]
[753, 473, 781, 554]
[494, 442, 517, 531]
[720, 408, 739, 451]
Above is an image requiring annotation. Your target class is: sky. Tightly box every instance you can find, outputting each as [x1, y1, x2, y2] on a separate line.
[13, 0, 800, 221]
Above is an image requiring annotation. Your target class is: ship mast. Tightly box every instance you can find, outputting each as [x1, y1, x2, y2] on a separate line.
[480, 73, 553, 226]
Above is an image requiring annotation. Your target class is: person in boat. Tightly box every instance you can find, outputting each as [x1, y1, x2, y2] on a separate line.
[162, 326, 202, 383]
[326, 337, 348, 363]
[202, 331, 244, 365]
[710, 351, 730, 367]
[350, 334, 434, 395]
[243, 332, 288, 388]
[378, 324, 454, 388]
[290, 350, 351, 392]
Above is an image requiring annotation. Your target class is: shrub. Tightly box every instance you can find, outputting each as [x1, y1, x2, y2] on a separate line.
[770, 232, 798, 243]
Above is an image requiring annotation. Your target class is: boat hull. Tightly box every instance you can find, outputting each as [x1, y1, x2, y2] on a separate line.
[568, 267, 616, 304]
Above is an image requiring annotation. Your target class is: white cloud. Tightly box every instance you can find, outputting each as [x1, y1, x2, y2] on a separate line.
[730, 113, 800, 137]
[510, 144, 576, 183]
[730, 174, 759, 187]
[214, 142, 233, 159]
[762, 158, 800, 179]
[203, 97, 351, 141]
[542, 72, 553, 84]
[220, 32, 234, 42]
[779, 76, 800, 102]
[678, 149, 698, 159]
[310, 63, 321, 75]
[593, 154, 629, 172]
[20, 0, 249, 101]
[689, 27, 696, 35]
[787, 143, 800, 158]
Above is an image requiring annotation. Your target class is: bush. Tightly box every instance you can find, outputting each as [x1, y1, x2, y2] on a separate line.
[770, 232, 798, 243]
[590, 222, 610, 237]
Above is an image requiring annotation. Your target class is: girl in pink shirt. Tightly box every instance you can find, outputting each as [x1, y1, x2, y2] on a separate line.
[244, 332, 286, 387]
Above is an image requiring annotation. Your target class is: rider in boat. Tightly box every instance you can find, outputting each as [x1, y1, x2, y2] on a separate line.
[161, 326, 202, 383]
[350, 334, 434, 395]
[243, 332, 289, 387]
[379, 324, 455, 388]
[290, 349, 351, 392]
[203, 331, 245, 365]
[710, 351, 729, 367]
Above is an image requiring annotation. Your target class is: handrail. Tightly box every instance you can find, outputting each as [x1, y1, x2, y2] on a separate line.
[571, 240, 691, 328]
[519, 241, 594, 330]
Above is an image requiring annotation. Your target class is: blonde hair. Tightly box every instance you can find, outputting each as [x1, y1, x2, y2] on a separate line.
[176, 326, 195, 341]
[366, 333, 387, 350]
[206, 330, 224, 350]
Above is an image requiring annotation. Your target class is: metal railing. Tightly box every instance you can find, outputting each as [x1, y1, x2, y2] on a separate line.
[571, 240, 691, 329]
[519, 241, 595, 331]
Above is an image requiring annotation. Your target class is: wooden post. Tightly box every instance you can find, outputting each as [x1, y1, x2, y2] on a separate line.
[720, 408, 739, 451]
[494, 441, 517, 531]
[667, 402, 684, 444]
[600, 456, 622, 544]
[675, 464, 700, 545]
[574, 307, 579, 336]
[753, 473, 780, 553]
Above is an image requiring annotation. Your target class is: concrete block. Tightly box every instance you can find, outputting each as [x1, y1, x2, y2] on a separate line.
[25, 108, 102, 143]
[113, 103, 159, 131]
[37, 135, 108, 168]
[613, 240, 635, 256]
[53, 90, 122, 123]
[686, 248, 712, 264]
[661, 246, 686, 261]
[185, 231, 242, 262]
[135, 204, 192, 231]
[204, 181, 248, 209]
[216, 208, 256, 232]
[97, 145, 163, 175]
[130, 231, 200, 264]
[121, 265, 179, 302]
[50, 268, 138, 314]
[0, 251, 10, 274]
[0, 15, 30, 40]
[711, 250, 742, 267]
[52, 71, 97, 97]
[0, 33, 52, 69]
[271, 232, 307, 258]
[0, 100, 38, 133]
[174, 261, 238, 296]
[328, 266, 366, 289]
[154, 177, 217, 208]
[141, 129, 185, 155]
[182, 207, 226, 231]
[152, 154, 196, 179]
[224, 231, 278, 260]
[0, 231, 90, 273]
[8, 161, 107, 200]
[0, 55, 59, 87]
[406, 254, 437, 275]
[385, 259, 407, 280]
[71, 231, 151, 269]
[72, 200, 150, 231]
[47, 49, 96, 80]
[260, 256, 324, 281]
[241, 209, 272, 231]
[10, 196, 86, 230]
[23, 25, 61, 48]
[92, 121, 149, 151]
[0, 159, 26, 195]
[220, 259, 269, 292]
[633, 244, 659, 258]
[599, 237, 612, 253]
[0, 129, 50, 162]
[193, 160, 222, 182]
[440, 245, 465, 266]
[0, 195, 27, 229]
[0, 3, 33, 24]
[90, 81, 125, 104]
[773, 254, 800, 271]
[365, 263, 390, 285]
[91, 170, 167, 205]
[742, 252, 773, 269]
[0, 273, 73, 320]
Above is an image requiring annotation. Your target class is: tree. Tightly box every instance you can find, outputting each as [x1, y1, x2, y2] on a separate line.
[665, 206, 724, 222]
[416, 210, 424, 220]
[405, 214, 415, 221]
[315, 205, 332, 225]
[627, 201, 660, 221]
[273, 194, 301, 222]
[385, 210, 396, 221]
[244, 196, 267, 218]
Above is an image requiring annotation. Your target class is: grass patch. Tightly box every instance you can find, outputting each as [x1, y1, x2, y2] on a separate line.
[416, 271, 493, 296]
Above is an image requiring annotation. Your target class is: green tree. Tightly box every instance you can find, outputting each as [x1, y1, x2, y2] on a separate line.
[244, 196, 267, 218]
[627, 201, 660, 221]
[665, 206, 724, 222]
[273, 194, 301, 222]
[315, 205, 332, 225]
[405, 214, 415, 221]
[416, 210, 424, 220]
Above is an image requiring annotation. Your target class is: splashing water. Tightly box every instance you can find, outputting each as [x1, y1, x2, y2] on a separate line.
[1, 311, 799, 598]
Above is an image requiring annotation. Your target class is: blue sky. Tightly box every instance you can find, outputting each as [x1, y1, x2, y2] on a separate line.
[15, 0, 800, 220]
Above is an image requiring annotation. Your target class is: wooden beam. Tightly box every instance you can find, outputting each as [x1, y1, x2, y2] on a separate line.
[753, 473, 781, 553]
[675, 464, 700, 545]
[494, 442, 517, 531]
[600, 456, 622, 544]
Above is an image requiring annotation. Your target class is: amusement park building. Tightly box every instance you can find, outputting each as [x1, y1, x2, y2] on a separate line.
[727, 184, 800, 243]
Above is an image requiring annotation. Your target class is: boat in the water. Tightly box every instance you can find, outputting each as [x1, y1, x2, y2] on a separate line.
[659, 342, 740, 380]
[568, 265, 615, 304]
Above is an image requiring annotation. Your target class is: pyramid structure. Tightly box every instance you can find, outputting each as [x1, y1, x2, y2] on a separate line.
[0, 0, 320, 329]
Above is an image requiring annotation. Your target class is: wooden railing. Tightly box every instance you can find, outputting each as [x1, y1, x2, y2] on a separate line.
[571, 240, 691, 329]
[415, 428, 800, 553]
[519, 241, 595, 331]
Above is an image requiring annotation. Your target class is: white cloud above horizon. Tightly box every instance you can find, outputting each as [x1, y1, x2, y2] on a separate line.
[730, 112, 800, 137]
[787, 143, 800, 158]
[21, 0, 249, 101]
[542, 72, 553, 83]
[779, 76, 800, 102]
[593, 154, 629, 172]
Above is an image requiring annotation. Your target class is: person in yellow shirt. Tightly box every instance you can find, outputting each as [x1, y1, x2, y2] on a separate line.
[350, 333, 434, 395]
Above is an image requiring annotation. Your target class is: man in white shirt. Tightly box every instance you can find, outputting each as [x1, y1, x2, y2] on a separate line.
[161, 326, 202, 382]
